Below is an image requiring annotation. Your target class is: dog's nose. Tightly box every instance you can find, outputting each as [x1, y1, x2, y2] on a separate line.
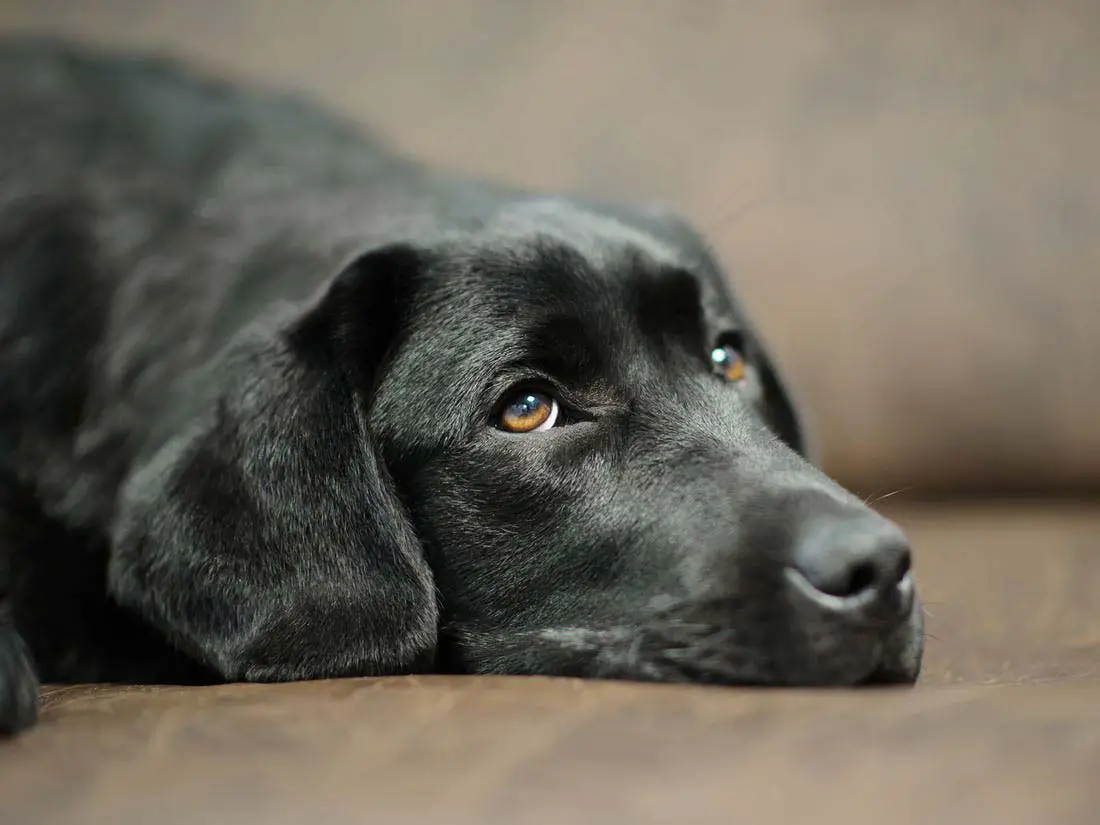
[787, 516, 912, 611]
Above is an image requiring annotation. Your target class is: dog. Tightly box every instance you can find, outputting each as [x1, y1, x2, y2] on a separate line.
[0, 39, 922, 735]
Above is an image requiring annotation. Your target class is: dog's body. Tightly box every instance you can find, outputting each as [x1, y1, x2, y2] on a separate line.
[0, 40, 922, 734]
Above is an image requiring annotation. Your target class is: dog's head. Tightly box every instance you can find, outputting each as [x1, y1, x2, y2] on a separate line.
[113, 196, 922, 687]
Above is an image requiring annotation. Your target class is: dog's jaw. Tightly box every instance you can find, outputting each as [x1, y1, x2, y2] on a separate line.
[445, 598, 924, 688]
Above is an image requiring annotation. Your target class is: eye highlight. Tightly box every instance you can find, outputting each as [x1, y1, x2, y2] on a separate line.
[498, 390, 560, 433]
[711, 343, 747, 383]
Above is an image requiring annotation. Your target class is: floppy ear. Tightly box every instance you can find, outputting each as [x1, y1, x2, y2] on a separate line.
[109, 243, 438, 682]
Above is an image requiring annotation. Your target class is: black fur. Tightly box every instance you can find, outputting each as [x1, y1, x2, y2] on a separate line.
[0, 40, 922, 735]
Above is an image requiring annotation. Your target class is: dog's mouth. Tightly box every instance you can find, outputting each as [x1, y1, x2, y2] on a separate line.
[443, 596, 924, 688]
[855, 598, 926, 686]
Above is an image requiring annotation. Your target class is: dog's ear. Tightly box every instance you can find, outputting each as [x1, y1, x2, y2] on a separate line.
[109, 243, 439, 681]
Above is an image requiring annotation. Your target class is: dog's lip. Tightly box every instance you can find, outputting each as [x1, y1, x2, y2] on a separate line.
[859, 596, 924, 686]
[782, 565, 921, 686]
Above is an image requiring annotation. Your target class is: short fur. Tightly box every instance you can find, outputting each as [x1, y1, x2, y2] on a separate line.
[0, 40, 922, 734]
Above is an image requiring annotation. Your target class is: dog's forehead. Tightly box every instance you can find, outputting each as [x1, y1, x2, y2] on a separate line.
[472, 197, 745, 324]
[427, 197, 735, 320]
[372, 199, 752, 433]
[397, 198, 753, 388]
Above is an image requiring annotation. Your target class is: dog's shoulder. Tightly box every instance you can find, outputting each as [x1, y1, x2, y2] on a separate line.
[0, 37, 417, 275]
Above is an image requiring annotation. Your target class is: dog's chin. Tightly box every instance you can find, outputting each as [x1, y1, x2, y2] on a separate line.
[779, 595, 925, 688]
[859, 598, 925, 686]
[444, 599, 924, 688]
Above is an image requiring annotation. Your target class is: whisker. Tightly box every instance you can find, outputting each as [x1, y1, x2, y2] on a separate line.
[867, 487, 913, 505]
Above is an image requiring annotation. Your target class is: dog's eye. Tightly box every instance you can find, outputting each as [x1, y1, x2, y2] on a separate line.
[711, 343, 747, 383]
[498, 390, 560, 433]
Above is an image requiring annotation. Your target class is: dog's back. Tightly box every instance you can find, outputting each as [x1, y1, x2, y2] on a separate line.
[0, 39, 473, 688]
[1, 40, 440, 519]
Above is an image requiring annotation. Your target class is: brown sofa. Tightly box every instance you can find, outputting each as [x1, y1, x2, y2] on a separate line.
[1, 3, 1097, 823]
[2, 503, 1098, 825]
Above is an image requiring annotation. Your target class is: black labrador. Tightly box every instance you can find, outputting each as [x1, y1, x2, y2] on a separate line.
[0, 40, 922, 735]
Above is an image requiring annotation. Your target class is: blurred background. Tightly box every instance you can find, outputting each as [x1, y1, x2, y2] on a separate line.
[2, 0, 1096, 499]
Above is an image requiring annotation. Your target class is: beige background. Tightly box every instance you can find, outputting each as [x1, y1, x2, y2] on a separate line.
[2, 0, 1098, 495]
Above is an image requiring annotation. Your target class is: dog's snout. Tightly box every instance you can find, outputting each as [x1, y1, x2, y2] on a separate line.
[788, 517, 912, 609]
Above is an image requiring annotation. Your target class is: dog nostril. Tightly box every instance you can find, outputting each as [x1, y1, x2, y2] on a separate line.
[893, 549, 912, 586]
[832, 560, 879, 599]
[791, 519, 912, 604]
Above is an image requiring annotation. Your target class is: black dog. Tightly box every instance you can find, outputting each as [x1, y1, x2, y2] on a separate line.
[0, 40, 922, 735]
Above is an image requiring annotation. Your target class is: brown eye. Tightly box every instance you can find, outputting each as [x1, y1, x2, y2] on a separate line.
[498, 391, 559, 433]
[711, 344, 747, 383]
